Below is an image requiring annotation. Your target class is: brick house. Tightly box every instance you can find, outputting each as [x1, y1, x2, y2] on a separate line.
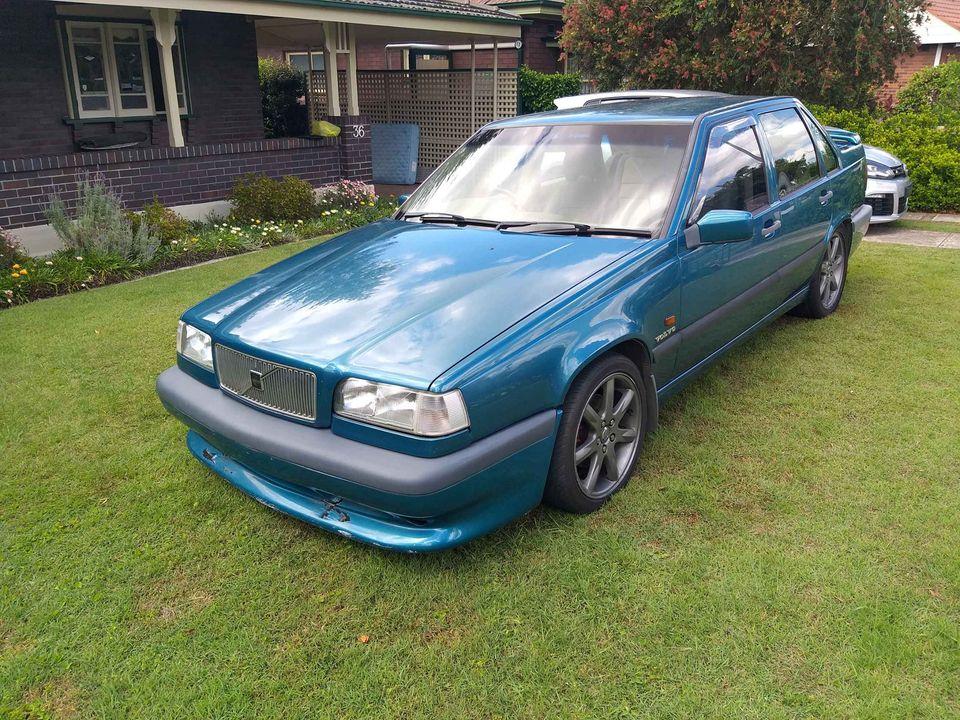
[1, 0, 526, 253]
[881, 0, 960, 105]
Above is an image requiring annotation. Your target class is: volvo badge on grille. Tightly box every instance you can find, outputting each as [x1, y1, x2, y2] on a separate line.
[249, 369, 265, 391]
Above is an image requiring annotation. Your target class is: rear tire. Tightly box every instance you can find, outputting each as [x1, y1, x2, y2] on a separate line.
[793, 229, 848, 319]
[543, 354, 647, 514]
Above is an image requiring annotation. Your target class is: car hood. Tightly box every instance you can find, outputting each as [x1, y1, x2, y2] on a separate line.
[864, 144, 902, 168]
[187, 219, 639, 388]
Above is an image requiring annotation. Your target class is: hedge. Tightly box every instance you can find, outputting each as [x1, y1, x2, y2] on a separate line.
[518, 66, 582, 113]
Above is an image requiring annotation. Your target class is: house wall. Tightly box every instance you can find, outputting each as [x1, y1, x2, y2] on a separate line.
[519, 19, 563, 74]
[0, 1, 264, 161]
[881, 45, 960, 106]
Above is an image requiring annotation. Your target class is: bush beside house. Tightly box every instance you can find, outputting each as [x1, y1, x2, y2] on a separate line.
[259, 58, 309, 139]
[518, 66, 582, 113]
[812, 63, 960, 213]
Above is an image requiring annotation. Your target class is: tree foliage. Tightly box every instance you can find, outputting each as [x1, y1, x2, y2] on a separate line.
[258, 57, 308, 138]
[560, 0, 926, 108]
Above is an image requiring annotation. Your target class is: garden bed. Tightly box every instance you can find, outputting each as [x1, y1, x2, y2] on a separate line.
[2, 176, 396, 309]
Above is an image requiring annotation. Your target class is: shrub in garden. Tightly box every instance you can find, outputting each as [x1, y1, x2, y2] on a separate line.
[259, 58, 309, 139]
[230, 174, 318, 223]
[1, 227, 25, 268]
[518, 66, 582, 113]
[811, 104, 960, 212]
[46, 177, 159, 262]
[129, 198, 191, 245]
[319, 179, 375, 210]
[896, 61, 960, 118]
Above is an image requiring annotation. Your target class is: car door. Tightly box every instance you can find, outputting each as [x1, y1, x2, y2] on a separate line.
[676, 116, 780, 375]
[755, 107, 833, 297]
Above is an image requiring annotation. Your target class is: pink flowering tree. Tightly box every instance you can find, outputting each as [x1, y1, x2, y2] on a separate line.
[560, 0, 926, 107]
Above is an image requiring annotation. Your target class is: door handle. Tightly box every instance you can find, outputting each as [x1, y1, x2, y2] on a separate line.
[819, 190, 834, 205]
[761, 219, 781, 238]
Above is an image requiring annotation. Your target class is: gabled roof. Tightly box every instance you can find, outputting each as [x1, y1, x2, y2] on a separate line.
[917, 1, 960, 44]
[928, 0, 960, 31]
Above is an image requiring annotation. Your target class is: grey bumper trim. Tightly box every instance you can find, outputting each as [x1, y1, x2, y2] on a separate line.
[156, 367, 556, 496]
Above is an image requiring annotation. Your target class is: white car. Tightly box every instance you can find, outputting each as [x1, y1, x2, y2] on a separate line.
[864, 145, 911, 223]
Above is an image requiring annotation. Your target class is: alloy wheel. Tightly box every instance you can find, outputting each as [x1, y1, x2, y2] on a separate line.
[573, 372, 642, 499]
[819, 233, 845, 309]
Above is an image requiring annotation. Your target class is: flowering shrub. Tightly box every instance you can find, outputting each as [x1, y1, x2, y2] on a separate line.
[319, 179, 375, 210]
[1, 227, 25, 268]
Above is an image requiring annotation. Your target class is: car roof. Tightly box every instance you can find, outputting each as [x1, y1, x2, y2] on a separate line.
[553, 89, 730, 109]
[489, 94, 778, 128]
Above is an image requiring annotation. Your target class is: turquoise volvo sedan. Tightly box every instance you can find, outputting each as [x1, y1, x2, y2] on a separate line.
[157, 94, 871, 551]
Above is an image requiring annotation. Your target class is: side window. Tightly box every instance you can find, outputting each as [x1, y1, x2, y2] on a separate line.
[690, 123, 769, 221]
[805, 118, 840, 173]
[759, 108, 821, 198]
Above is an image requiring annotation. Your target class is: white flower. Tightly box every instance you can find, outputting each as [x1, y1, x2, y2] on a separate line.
[45, 260, 53, 266]
[171, 239, 179, 245]
[75, 256, 83, 261]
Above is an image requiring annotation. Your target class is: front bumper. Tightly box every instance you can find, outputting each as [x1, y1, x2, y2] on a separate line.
[865, 176, 912, 224]
[157, 367, 559, 551]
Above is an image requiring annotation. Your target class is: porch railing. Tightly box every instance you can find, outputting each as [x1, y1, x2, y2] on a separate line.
[310, 69, 518, 173]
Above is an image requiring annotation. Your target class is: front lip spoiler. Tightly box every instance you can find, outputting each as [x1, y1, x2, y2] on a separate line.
[156, 366, 556, 496]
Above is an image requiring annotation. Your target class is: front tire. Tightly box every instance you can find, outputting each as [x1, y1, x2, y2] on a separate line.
[794, 230, 848, 318]
[543, 354, 647, 514]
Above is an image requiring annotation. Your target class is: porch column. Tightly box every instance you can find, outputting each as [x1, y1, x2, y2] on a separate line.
[149, 8, 185, 147]
[470, 41, 476, 132]
[345, 25, 359, 116]
[491, 37, 499, 120]
[322, 22, 341, 116]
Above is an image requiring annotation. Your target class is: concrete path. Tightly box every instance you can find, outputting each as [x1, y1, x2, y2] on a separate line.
[866, 223, 960, 249]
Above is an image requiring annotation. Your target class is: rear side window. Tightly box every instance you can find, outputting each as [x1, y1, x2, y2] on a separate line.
[759, 108, 821, 197]
[806, 119, 840, 173]
[690, 122, 769, 221]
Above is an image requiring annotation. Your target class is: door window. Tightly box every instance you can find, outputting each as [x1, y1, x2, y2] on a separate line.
[759, 108, 821, 198]
[690, 122, 769, 222]
[805, 119, 840, 173]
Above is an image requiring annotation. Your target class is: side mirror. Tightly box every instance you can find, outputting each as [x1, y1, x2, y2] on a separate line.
[397, 194, 410, 205]
[684, 209, 753, 249]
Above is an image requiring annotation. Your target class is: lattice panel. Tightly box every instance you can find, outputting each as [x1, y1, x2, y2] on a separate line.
[313, 70, 518, 173]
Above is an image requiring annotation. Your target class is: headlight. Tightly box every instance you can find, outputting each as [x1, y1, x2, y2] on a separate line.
[867, 163, 895, 179]
[177, 321, 213, 371]
[334, 378, 469, 437]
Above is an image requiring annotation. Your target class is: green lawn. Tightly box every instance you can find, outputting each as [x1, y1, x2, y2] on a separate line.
[895, 218, 960, 234]
[1, 239, 958, 719]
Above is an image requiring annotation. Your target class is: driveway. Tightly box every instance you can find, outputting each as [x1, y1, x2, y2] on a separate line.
[866, 224, 960, 249]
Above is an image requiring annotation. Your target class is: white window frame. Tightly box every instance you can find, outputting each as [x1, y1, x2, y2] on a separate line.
[65, 20, 156, 119]
[285, 51, 325, 71]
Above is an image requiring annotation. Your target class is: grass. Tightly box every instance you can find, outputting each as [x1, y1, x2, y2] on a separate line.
[894, 218, 960, 234]
[1, 239, 959, 719]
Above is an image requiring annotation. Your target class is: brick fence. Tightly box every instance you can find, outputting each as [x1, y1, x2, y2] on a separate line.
[0, 118, 373, 230]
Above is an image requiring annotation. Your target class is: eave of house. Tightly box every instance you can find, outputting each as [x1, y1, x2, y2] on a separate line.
[56, 0, 526, 37]
[494, 0, 563, 20]
[917, 11, 960, 45]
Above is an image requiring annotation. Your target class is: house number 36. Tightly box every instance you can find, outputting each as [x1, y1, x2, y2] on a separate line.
[349, 124, 367, 139]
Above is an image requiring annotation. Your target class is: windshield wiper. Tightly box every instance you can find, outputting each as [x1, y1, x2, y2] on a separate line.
[498, 220, 652, 238]
[399, 211, 498, 228]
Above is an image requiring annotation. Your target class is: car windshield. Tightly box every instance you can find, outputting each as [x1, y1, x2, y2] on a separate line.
[401, 122, 691, 235]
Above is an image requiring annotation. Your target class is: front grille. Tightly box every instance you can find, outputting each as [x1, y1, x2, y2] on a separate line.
[866, 194, 895, 217]
[215, 344, 317, 421]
